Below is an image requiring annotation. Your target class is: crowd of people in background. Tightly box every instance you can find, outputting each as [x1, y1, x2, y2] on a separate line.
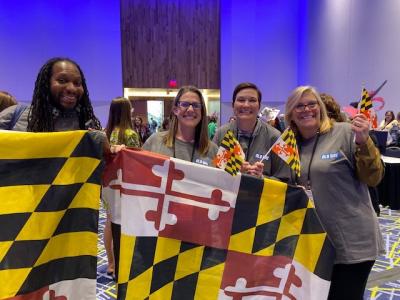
[1, 56, 399, 299]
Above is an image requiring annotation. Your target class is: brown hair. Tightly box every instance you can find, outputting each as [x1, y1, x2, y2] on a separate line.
[385, 111, 395, 123]
[164, 86, 210, 155]
[285, 86, 332, 135]
[320, 93, 345, 122]
[0, 91, 17, 112]
[232, 82, 262, 105]
[105, 97, 134, 145]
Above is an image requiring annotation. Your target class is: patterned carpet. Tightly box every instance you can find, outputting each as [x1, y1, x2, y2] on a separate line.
[95, 206, 400, 300]
[365, 208, 400, 300]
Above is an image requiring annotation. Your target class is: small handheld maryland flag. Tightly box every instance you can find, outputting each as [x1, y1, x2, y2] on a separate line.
[359, 87, 373, 114]
[272, 128, 301, 177]
[213, 130, 245, 176]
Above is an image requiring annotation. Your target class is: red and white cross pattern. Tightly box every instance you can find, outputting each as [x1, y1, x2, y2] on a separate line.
[109, 151, 241, 249]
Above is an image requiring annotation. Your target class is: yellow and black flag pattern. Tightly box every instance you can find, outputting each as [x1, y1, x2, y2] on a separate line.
[229, 175, 334, 277]
[360, 87, 372, 112]
[272, 128, 301, 177]
[213, 130, 245, 176]
[0, 131, 102, 299]
[110, 149, 334, 299]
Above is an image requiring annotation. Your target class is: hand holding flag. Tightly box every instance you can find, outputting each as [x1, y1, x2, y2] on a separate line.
[261, 128, 301, 177]
[213, 130, 245, 176]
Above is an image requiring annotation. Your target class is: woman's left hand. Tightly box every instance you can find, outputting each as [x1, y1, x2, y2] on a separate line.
[352, 113, 370, 145]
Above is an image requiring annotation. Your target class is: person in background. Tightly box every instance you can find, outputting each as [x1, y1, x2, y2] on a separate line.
[320, 93, 347, 122]
[143, 86, 218, 166]
[160, 117, 170, 131]
[133, 116, 150, 146]
[213, 82, 291, 181]
[228, 116, 236, 123]
[0, 57, 102, 132]
[0, 91, 17, 113]
[102, 97, 139, 279]
[105, 97, 140, 150]
[149, 117, 158, 134]
[285, 86, 384, 300]
[267, 117, 284, 133]
[208, 115, 217, 140]
[397, 112, 400, 123]
[379, 110, 398, 131]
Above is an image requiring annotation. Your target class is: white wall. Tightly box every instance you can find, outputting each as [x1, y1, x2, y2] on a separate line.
[220, 0, 301, 124]
[303, 0, 400, 121]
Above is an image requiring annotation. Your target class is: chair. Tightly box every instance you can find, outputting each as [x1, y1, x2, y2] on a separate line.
[385, 147, 400, 158]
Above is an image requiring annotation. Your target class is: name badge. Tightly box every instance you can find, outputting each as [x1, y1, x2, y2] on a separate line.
[195, 158, 209, 166]
[320, 152, 341, 160]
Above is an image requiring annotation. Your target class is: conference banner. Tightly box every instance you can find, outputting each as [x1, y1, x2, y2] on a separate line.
[0, 131, 102, 300]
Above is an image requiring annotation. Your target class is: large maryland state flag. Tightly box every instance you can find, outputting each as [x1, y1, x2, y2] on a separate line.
[103, 149, 335, 300]
[0, 131, 102, 300]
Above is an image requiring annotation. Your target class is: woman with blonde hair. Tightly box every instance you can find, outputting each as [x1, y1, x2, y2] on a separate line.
[143, 86, 218, 165]
[285, 86, 384, 299]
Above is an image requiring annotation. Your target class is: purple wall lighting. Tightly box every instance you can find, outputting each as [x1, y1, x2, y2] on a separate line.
[0, 0, 122, 125]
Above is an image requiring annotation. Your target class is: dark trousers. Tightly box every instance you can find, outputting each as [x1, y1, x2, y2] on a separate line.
[328, 260, 375, 300]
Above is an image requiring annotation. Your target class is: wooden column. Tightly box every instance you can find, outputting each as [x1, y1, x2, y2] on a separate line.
[120, 0, 220, 89]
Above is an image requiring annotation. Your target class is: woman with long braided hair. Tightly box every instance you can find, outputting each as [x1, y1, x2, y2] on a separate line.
[0, 57, 101, 132]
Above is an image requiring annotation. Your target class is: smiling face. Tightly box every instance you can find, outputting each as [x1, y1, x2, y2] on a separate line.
[50, 61, 84, 110]
[233, 88, 260, 124]
[385, 111, 394, 123]
[291, 91, 321, 137]
[173, 91, 202, 130]
[134, 117, 142, 126]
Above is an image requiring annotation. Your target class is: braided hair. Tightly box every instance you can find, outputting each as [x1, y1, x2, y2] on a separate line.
[27, 57, 101, 132]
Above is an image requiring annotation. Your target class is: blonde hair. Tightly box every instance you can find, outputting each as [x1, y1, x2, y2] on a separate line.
[285, 86, 331, 135]
[164, 86, 210, 155]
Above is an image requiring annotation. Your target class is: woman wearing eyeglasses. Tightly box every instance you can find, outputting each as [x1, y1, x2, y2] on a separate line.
[285, 86, 384, 300]
[142, 86, 218, 166]
[213, 82, 291, 180]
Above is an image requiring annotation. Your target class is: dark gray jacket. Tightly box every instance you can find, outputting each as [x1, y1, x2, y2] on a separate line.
[213, 119, 293, 183]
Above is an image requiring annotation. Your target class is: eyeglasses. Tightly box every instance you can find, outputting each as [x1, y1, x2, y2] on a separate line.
[294, 102, 319, 112]
[177, 101, 202, 110]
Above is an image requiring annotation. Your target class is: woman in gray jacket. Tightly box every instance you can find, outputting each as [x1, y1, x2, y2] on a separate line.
[285, 86, 384, 300]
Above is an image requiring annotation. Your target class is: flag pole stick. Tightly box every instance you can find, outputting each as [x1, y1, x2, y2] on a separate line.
[259, 145, 274, 162]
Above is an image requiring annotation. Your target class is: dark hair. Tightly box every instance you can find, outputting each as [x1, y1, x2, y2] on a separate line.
[385, 111, 395, 123]
[209, 115, 217, 123]
[27, 57, 101, 132]
[162, 118, 170, 130]
[105, 97, 133, 144]
[165, 86, 210, 155]
[232, 82, 262, 105]
[0, 91, 17, 112]
[320, 93, 345, 122]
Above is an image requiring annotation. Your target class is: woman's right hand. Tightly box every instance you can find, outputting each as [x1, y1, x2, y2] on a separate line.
[110, 144, 126, 153]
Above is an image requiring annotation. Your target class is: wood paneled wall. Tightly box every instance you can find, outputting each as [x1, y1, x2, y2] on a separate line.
[121, 0, 220, 89]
